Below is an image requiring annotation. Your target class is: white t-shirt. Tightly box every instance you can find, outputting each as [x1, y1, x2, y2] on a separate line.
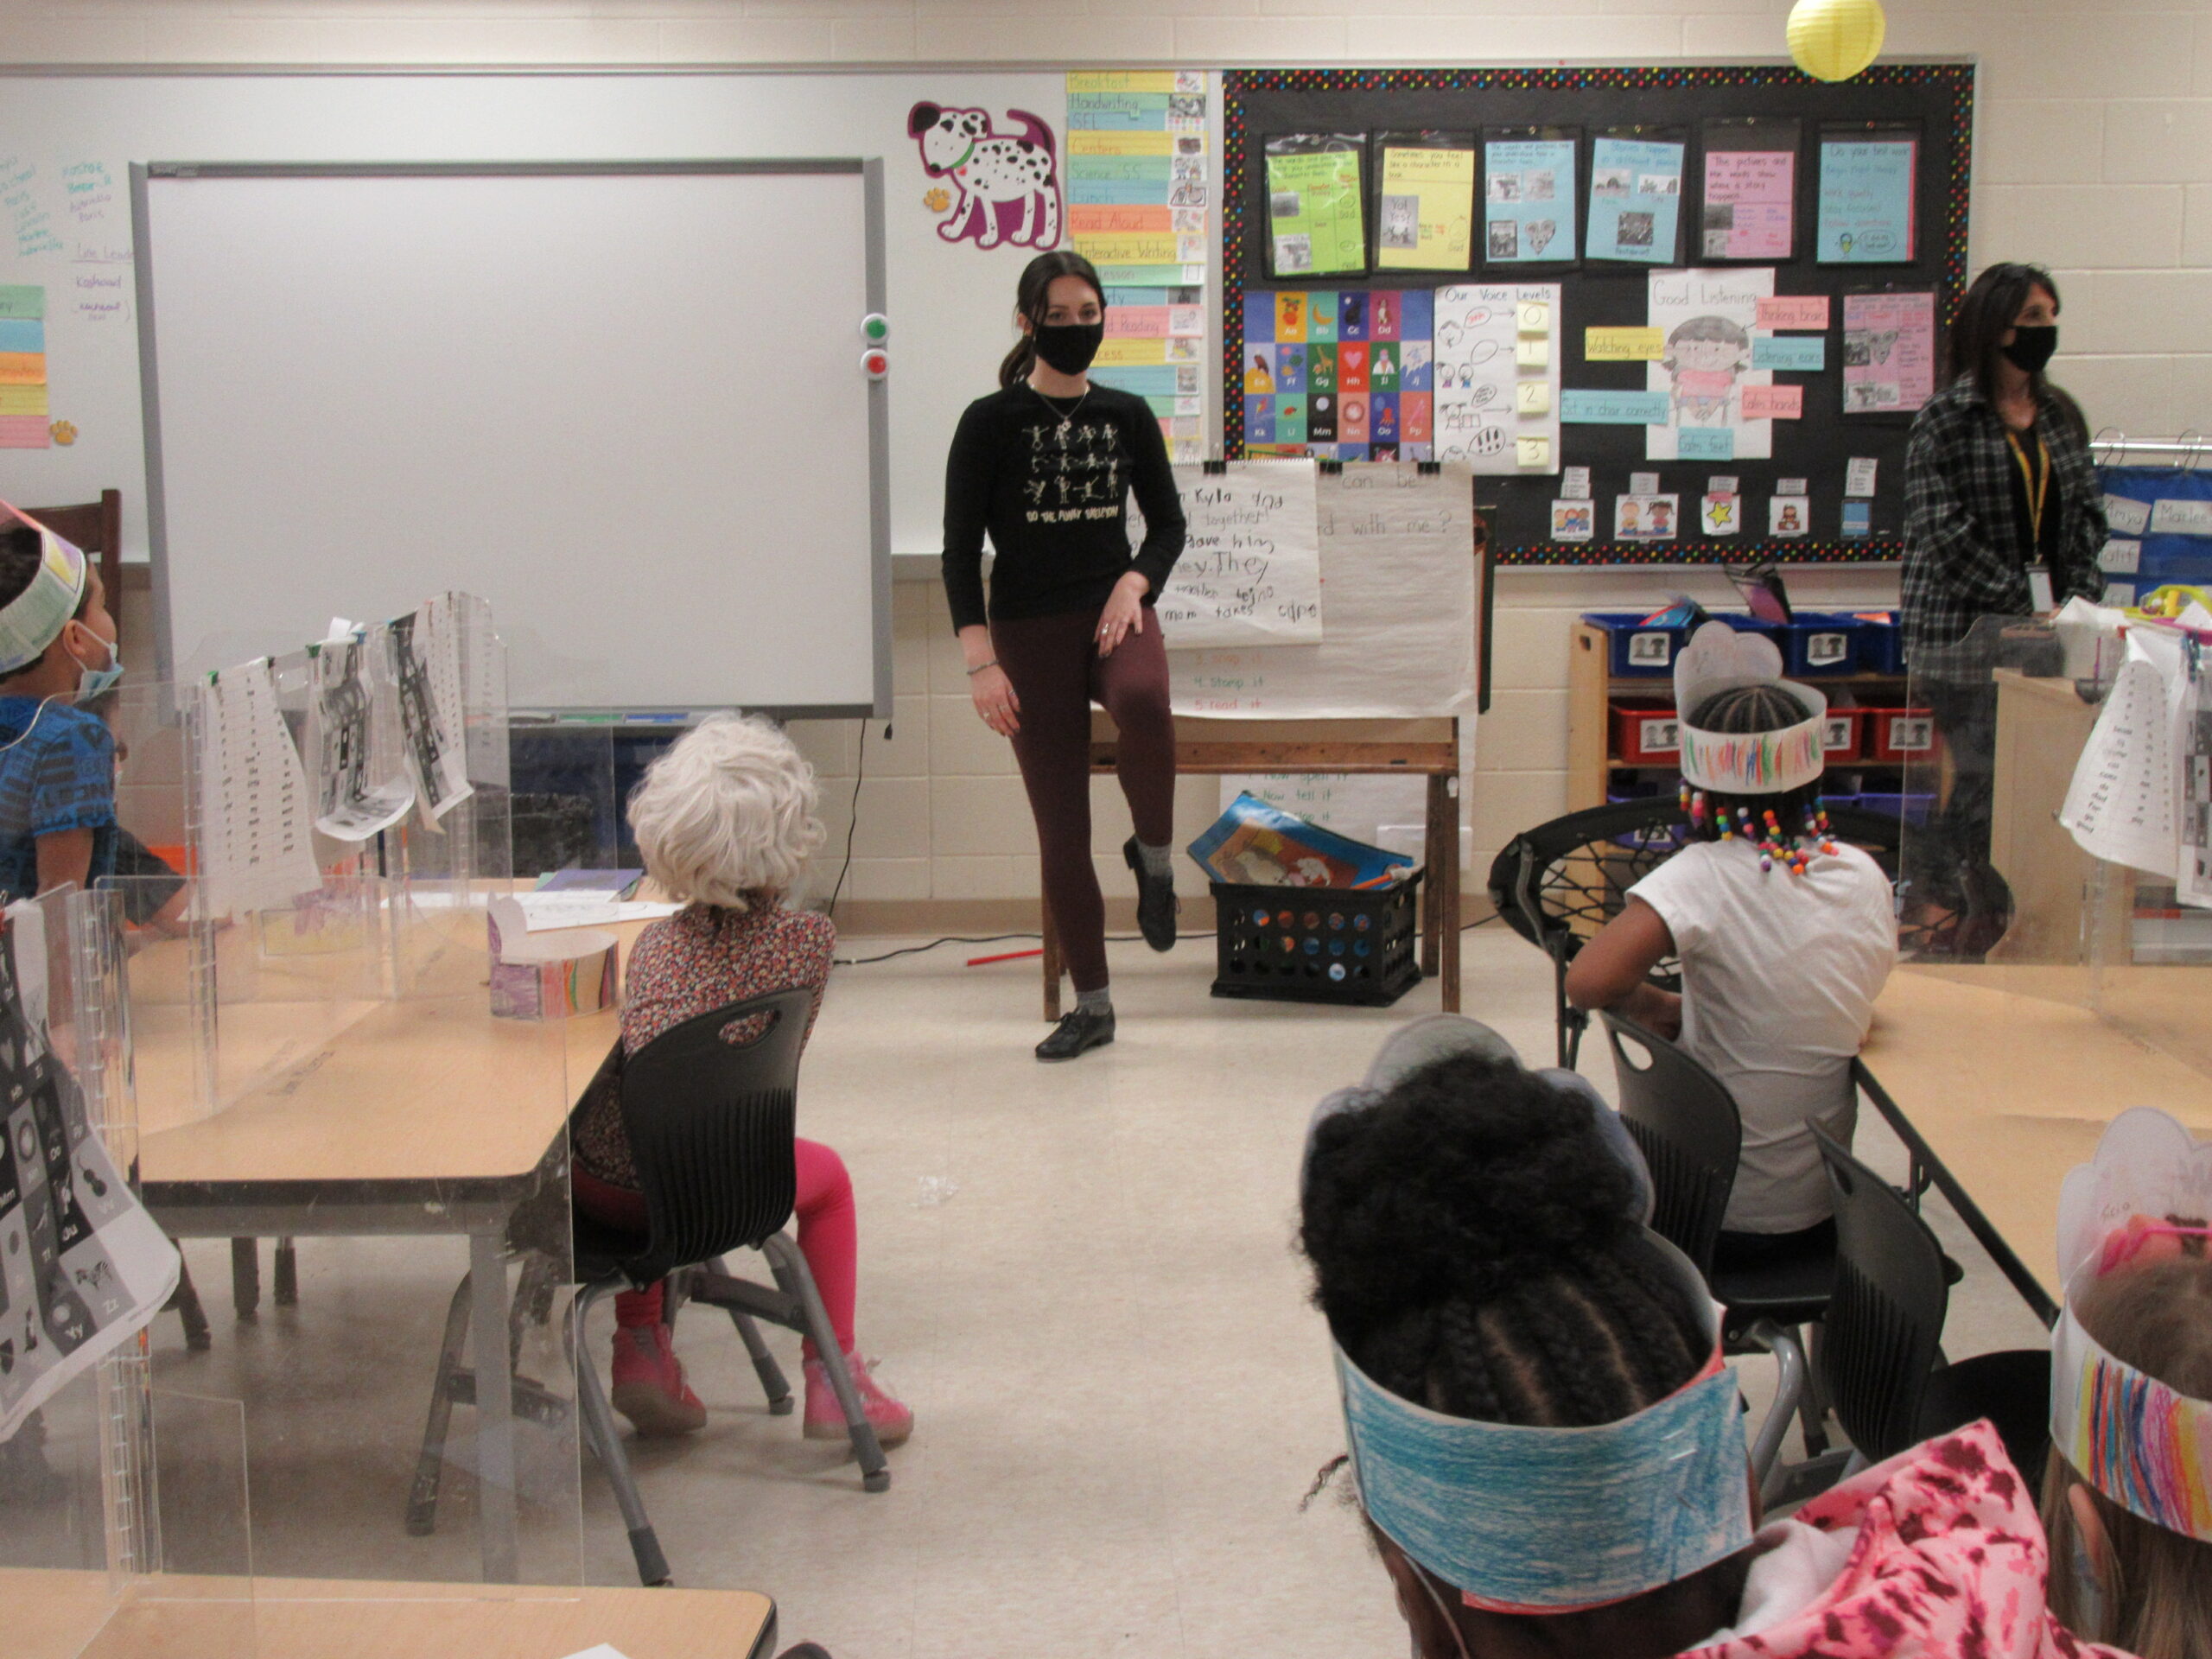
[1629, 836, 1896, 1233]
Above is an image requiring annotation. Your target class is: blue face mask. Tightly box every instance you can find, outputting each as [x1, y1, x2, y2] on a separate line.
[69, 627, 124, 696]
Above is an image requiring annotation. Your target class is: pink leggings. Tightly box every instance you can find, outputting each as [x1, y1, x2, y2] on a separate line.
[575, 1137, 859, 1357]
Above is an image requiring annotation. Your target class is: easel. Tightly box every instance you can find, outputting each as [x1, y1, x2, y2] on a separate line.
[1039, 715, 1465, 1018]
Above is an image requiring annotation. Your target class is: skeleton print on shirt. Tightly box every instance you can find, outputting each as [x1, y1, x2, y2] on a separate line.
[1021, 415, 1126, 525]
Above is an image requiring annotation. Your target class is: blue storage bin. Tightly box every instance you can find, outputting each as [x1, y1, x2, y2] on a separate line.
[1586, 611, 1692, 677]
[1784, 613, 1862, 677]
[1856, 618, 1905, 675]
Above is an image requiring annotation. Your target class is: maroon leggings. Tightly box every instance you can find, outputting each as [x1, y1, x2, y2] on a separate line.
[991, 605, 1176, 995]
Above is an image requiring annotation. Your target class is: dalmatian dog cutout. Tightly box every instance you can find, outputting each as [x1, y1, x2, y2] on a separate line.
[907, 102, 1063, 251]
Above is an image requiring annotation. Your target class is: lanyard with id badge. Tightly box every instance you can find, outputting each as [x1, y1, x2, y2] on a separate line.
[2007, 427, 2056, 611]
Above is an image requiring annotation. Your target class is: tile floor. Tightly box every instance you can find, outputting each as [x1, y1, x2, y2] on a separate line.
[149, 925, 2051, 1659]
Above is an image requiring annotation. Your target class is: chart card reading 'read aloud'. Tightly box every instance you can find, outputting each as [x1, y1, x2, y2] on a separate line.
[1146, 460, 1323, 647]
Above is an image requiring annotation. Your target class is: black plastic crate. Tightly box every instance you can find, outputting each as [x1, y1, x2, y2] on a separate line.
[1211, 875, 1423, 1007]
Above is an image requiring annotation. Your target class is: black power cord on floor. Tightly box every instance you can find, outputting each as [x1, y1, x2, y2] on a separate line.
[823, 719, 875, 922]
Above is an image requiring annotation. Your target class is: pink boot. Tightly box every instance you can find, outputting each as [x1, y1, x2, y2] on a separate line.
[803, 1351, 913, 1448]
[608, 1322, 706, 1438]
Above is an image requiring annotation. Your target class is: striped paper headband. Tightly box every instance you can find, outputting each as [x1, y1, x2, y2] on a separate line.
[0, 497, 88, 677]
[2050, 1108, 2212, 1543]
[2053, 1300, 2212, 1542]
[1673, 620, 1827, 796]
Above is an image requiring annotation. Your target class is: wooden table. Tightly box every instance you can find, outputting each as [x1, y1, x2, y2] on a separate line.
[1854, 964, 2212, 1324]
[133, 905, 650, 1583]
[10, 1570, 775, 1659]
[1042, 713, 1464, 1019]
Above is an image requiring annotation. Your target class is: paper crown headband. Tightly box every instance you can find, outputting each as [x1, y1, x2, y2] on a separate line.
[1306, 1018, 1752, 1615]
[1673, 620, 1827, 797]
[0, 498, 89, 677]
[2050, 1107, 2212, 1543]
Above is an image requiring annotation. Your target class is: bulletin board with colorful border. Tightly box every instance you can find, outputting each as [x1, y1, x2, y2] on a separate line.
[1223, 65, 1974, 567]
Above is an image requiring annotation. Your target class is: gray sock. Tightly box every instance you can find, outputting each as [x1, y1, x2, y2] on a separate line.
[1076, 988, 1113, 1015]
[1137, 841, 1174, 880]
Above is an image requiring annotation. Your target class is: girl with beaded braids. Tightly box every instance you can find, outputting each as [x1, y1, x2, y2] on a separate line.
[1299, 1016, 2136, 1659]
[1567, 624, 1894, 1275]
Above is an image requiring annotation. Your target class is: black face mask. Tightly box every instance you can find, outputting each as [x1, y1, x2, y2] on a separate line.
[2001, 325, 2057, 375]
[1032, 321, 1104, 376]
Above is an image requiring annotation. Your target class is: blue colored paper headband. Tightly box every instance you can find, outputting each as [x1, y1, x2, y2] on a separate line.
[1307, 1017, 1753, 1614]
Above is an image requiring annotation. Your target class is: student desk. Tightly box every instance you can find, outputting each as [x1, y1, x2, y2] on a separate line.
[1042, 713, 1464, 1019]
[131, 912, 648, 1584]
[1853, 964, 2212, 1325]
[10, 1570, 775, 1659]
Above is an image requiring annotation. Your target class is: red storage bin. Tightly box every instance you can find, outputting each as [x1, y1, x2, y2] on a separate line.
[1610, 701, 1683, 766]
[1867, 707, 1936, 765]
[1820, 708, 1863, 763]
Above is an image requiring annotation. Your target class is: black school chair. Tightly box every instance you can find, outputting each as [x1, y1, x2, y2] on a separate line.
[405, 988, 891, 1586]
[1600, 1013, 1837, 1501]
[1491, 800, 1910, 1068]
[1811, 1128, 2050, 1479]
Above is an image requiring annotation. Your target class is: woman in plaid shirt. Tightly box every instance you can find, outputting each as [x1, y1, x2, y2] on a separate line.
[1902, 264, 2106, 927]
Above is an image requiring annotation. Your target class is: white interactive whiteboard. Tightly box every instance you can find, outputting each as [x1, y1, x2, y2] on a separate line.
[136, 161, 887, 713]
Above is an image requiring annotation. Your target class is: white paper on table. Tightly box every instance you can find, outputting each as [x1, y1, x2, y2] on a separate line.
[511, 893, 683, 932]
[488, 897, 618, 964]
[1145, 460, 1324, 647]
[2062, 632, 2183, 878]
[556, 1648, 633, 1659]
[391, 596, 474, 830]
[2053, 595, 2126, 682]
[308, 632, 415, 842]
[1433, 282, 1562, 474]
[197, 661, 325, 917]
[1645, 267, 1774, 461]
[1167, 462, 1477, 720]
[0, 909, 182, 1442]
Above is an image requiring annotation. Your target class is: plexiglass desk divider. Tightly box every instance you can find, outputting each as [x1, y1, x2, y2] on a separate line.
[1891, 614, 2101, 1004]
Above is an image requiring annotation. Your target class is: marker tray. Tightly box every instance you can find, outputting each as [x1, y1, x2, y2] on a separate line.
[1210, 874, 1423, 1007]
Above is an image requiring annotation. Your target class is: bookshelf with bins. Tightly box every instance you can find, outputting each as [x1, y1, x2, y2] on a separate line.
[1566, 612, 1927, 817]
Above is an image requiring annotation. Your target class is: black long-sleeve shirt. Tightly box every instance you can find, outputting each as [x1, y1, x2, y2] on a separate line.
[940, 383, 1186, 632]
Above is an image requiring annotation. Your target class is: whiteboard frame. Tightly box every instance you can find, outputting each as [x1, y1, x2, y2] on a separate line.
[130, 156, 893, 720]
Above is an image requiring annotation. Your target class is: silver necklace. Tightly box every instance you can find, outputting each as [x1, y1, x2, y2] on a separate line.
[1030, 379, 1090, 440]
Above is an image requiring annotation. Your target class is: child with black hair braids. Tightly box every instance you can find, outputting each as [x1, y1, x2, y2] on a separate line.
[1299, 1016, 2137, 1659]
[1567, 625, 1894, 1269]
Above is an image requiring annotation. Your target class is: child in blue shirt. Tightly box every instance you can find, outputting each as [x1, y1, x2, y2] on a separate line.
[0, 507, 124, 905]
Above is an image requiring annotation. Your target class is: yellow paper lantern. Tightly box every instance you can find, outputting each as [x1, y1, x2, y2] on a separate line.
[1787, 0, 1885, 81]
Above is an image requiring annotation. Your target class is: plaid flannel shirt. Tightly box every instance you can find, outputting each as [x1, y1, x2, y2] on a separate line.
[1901, 374, 2107, 661]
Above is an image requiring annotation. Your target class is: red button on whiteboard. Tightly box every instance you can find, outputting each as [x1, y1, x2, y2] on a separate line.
[861, 349, 889, 380]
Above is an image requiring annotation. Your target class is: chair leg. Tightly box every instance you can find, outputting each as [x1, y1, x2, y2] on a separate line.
[273, 1239, 299, 1306]
[1796, 1324, 1832, 1459]
[1747, 1321, 1809, 1504]
[404, 1275, 474, 1537]
[761, 1234, 889, 1493]
[574, 1281, 672, 1586]
[231, 1237, 260, 1322]
[167, 1252, 212, 1352]
[710, 1257, 792, 1414]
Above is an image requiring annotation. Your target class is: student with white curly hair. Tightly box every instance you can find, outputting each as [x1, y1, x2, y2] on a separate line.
[569, 714, 912, 1447]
